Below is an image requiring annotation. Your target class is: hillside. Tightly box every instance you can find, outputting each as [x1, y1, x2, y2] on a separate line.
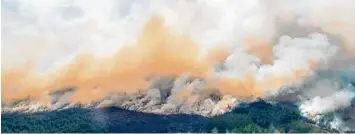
[1, 100, 334, 133]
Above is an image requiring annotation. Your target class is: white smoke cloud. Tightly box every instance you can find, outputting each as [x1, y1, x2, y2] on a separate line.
[298, 89, 355, 132]
[2, 0, 278, 72]
[2, 0, 148, 71]
[3, 0, 354, 70]
[300, 90, 355, 116]
[217, 32, 339, 96]
[273, 0, 355, 53]
[262, 33, 336, 74]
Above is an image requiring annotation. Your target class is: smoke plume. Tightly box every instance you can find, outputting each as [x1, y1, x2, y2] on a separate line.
[2, 0, 355, 131]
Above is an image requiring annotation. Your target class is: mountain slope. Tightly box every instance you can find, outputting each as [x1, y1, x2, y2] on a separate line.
[1, 100, 334, 133]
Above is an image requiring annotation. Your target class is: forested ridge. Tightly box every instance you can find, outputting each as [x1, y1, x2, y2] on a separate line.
[1, 100, 335, 133]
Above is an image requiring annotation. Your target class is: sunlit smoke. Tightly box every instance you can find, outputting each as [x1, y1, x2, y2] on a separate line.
[2, 2, 355, 130]
[2, 13, 328, 103]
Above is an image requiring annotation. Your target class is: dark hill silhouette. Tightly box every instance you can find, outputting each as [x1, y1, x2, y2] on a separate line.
[1, 100, 334, 133]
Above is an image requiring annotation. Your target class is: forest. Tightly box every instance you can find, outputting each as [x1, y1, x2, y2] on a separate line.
[1, 99, 335, 133]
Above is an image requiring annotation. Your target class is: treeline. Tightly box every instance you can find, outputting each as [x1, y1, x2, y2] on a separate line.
[204, 100, 333, 133]
[1, 100, 335, 133]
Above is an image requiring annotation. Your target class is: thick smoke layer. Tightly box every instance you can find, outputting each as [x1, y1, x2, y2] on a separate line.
[2, 16, 224, 102]
[300, 90, 355, 116]
[2, 0, 355, 131]
[1, 17, 337, 103]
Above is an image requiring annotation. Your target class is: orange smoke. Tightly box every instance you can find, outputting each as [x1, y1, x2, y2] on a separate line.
[208, 67, 312, 98]
[206, 45, 230, 64]
[1, 15, 316, 104]
[245, 37, 273, 64]
[1, 61, 53, 101]
[208, 73, 260, 97]
[2, 65, 32, 100]
[176, 87, 193, 100]
[1, 16, 225, 103]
